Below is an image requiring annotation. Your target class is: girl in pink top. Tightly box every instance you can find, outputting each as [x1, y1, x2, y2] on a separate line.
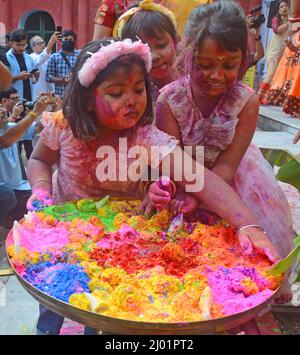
[155, 1, 293, 302]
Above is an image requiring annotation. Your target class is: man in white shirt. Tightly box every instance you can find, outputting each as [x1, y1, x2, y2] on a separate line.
[29, 32, 60, 100]
[0, 91, 48, 228]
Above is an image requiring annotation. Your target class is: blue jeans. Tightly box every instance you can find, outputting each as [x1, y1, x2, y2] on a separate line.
[0, 184, 17, 225]
[37, 305, 98, 335]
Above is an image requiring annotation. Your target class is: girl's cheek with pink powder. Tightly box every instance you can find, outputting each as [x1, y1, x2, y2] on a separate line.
[94, 93, 118, 125]
[93, 92, 131, 129]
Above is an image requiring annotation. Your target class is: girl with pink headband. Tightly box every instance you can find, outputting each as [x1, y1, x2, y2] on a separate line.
[26, 38, 280, 333]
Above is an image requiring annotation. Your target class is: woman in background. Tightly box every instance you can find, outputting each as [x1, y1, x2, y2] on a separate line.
[257, 0, 289, 105]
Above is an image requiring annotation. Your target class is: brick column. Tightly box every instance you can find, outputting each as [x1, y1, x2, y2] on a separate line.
[77, 0, 89, 48]
[62, 0, 74, 30]
[0, 0, 11, 33]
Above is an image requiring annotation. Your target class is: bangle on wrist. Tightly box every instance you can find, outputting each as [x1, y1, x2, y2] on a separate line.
[31, 178, 51, 188]
[288, 17, 300, 23]
[28, 110, 38, 119]
[236, 224, 266, 237]
[255, 35, 262, 41]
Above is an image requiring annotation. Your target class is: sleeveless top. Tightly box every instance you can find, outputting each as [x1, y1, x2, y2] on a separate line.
[159, 75, 255, 168]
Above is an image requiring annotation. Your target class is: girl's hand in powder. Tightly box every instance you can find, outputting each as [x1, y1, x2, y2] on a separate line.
[26, 189, 54, 212]
[238, 227, 280, 264]
[140, 193, 155, 218]
[149, 176, 176, 211]
[169, 188, 199, 216]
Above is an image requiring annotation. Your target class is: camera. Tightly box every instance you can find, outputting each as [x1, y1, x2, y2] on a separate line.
[18, 99, 35, 111]
[15, 99, 36, 121]
[250, 5, 266, 29]
[24, 100, 36, 111]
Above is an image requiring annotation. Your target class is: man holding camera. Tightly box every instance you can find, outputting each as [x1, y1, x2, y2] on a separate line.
[0, 87, 24, 123]
[29, 32, 61, 100]
[0, 92, 52, 229]
[247, 6, 265, 68]
[6, 29, 40, 160]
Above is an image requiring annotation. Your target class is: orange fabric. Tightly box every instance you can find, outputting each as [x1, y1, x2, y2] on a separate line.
[268, 47, 300, 116]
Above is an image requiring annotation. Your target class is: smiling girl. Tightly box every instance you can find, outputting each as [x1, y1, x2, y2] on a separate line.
[155, 0, 294, 303]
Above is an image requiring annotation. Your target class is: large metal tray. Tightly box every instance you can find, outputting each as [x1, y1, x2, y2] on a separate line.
[6, 228, 279, 335]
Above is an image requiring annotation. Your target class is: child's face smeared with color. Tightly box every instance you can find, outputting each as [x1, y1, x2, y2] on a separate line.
[143, 31, 176, 85]
[192, 36, 243, 97]
[93, 64, 147, 130]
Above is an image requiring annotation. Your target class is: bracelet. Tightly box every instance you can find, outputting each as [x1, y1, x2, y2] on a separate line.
[255, 35, 262, 41]
[28, 111, 38, 119]
[288, 17, 300, 23]
[31, 179, 51, 188]
[236, 224, 266, 237]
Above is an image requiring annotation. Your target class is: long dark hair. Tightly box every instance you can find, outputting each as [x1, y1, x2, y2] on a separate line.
[62, 39, 153, 140]
[177, 0, 248, 78]
[276, 0, 288, 24]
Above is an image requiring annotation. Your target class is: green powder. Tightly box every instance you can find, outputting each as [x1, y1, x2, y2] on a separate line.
[98, 207, 118, 232]
[42, 199, 119, 231]
[42, 203, 89, 221]
[42, 200, 97, 222]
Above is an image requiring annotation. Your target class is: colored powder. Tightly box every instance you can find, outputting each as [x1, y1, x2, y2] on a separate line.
[18, 222, 71, 254]
[97, 208, 118, 232]
[32, 199, 49, 211]
[8, 199, 281, 323]
[208, 266, 274, 316]
[43, 200, 119, 230]
[24, 262, 90, 302]
[43, 203, 85, 221]
[76, 199, 96, 213]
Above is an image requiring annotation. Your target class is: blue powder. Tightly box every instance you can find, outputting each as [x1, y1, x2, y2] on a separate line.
[223, 268, 229, 274]
[24, 262, 90, 302]
[32, 199, 47, 211]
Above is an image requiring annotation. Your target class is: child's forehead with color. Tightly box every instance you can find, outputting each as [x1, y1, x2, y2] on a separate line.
[196, 36, 242, 60]
[96, 63, 146, 88]
[141, 30, 172, 42]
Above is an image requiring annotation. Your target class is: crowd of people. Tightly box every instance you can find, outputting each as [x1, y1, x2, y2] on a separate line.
[0, 0, 299, 335]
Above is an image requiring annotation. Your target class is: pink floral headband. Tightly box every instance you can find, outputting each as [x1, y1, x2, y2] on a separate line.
[78, 39, 152, 88]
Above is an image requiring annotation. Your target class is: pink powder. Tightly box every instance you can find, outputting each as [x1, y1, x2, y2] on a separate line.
[208, 267, 274, 316]
[97, 224, 139, 249]
[18, 222, 71, 253]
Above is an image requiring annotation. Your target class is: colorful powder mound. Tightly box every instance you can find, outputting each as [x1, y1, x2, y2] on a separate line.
[7, 198, 283, 323]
